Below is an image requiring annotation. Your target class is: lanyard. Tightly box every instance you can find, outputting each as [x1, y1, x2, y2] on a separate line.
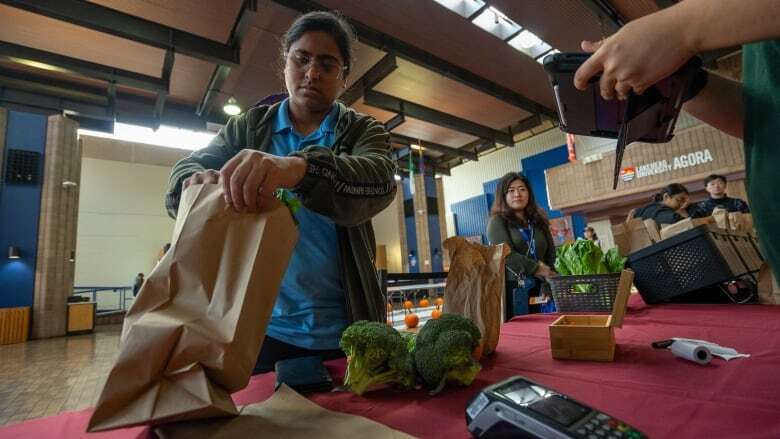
[517, 224, 537, 261]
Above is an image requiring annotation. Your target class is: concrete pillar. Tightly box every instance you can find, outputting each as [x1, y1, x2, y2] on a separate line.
[435, 177, 450, 271]
[395, 181, 408, 272]
[32, 116, 81, 338]
[412, 174, 432, 272]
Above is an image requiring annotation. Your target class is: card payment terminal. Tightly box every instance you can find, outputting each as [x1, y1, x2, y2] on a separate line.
[466, 376, 645, 439]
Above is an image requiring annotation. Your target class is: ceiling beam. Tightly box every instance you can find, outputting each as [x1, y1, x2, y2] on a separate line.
[390, 132, 478, 161]
[1, 0, 240, 67]
[366, 90, 514, 146]
[396, 158, 450, 177]
[0, 40, 168, 92]
[340, 53, 397, 106]
[510, 114, 543, 137]
[580, 0, 624, 34]
[384, 113, 405, 131]
[0, 67, 227, 133]
[269, 0, 555, 118]
[197, 0, 257, 116]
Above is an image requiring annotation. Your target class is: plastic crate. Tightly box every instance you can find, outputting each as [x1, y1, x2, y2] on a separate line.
[627, 225, 762, 304]
[548, 273, 622, 313]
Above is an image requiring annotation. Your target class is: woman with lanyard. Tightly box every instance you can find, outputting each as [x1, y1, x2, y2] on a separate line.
[487, 172, 557, 320]
[165, 11, 396, 374]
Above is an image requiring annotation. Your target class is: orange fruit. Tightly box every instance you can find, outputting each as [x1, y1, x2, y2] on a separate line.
[404, 313, 419, 329]
[431, 309, 442, 320]
[434, 297, 444, 307]
[403, 300, 414, 309]
[419, 298, 430, 307]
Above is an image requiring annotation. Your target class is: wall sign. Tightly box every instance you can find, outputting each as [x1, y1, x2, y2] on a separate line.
[634, 148, 714, 179]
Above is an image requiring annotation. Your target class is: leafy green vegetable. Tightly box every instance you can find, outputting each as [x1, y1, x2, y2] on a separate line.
[554, 241, 626, 292]
[603, 248, 628, 273]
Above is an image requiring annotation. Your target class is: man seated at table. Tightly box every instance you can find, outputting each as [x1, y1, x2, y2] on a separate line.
[689, 174, 750, 218]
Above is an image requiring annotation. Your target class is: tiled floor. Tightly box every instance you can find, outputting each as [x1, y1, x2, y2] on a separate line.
[0, 325, 121, 427]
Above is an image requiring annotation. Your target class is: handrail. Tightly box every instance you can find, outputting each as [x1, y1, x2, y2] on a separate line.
[73, 286, 134, 315]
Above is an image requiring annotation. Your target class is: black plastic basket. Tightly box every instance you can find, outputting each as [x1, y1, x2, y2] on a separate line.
[548, 273, 622, 313]
[627, 225, 762, 304]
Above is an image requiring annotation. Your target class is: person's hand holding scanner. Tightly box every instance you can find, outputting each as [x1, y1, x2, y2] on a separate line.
[573, 8, 697, 101]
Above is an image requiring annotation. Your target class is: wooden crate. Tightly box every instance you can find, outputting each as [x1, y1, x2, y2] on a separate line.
[0, 306, 30, 345]
[549, 270, 634, 362]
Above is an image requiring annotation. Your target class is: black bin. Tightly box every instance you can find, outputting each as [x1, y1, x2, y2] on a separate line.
[627, 225, 761, 304]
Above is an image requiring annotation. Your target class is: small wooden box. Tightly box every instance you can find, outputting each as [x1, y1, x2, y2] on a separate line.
[549, 270, 634, 362]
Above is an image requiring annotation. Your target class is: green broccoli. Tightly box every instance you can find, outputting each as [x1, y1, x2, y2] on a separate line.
[413, 313, 482, 395]
[339, 321, 415, 395]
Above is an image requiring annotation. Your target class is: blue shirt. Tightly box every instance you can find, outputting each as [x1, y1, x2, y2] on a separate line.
[265, 99, 348, 349]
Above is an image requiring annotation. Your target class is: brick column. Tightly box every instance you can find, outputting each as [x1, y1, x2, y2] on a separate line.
[395, 181, 408, 272]
[435, 177, 450, 271]
[412, 174, 432, 272]
[32, 116, 81, 338]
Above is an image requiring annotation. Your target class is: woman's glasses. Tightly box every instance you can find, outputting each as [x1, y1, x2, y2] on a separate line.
[287, 51, 346, 80]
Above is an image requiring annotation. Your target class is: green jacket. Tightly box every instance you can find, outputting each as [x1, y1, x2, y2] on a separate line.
[165, 101, 396, 324]
[486, 215, 556, 280]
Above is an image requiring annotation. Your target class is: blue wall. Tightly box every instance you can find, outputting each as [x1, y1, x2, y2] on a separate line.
[0, 111, 47, 308]
[521, 145, 586, 238]
[451, 195, 490, 244]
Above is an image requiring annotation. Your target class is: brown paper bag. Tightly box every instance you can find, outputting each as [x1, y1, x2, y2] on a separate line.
[154, 384, 415, 439]
[87, 184, 298, 432]
[712, 208, 729, 229]
[758, 262, 780, 305]
[442, 237, 509, 356]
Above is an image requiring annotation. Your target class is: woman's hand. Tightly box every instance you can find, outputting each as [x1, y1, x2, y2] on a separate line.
[574, 8, 697, 100]
[220, 150, 307, 212]
[182, 169, 220, 190]
[535, 262, 557, 280]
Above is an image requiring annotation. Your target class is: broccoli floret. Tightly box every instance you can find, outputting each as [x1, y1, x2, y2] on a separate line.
[413, 314, 482, 395]
[339, 321, 414, 395]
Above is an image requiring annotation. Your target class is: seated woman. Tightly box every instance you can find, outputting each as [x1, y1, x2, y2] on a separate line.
[486, 172, 556, 320]
[634, 183, 690, 225]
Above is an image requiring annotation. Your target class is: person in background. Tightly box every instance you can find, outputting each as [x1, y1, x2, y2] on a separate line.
[572, 0, 779, 289]
[165, 11, 396, 374]
[689, 174, 750, 218]
[584, 226, 602, 249]
[487, 172, 556, 320]
[132, 273, 144, 297]
[634, 184, 690, 225]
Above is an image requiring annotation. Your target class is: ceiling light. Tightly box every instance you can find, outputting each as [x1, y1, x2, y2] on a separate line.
[471, 6, 521, 40]
[432, 0, 485, 19]
[394, 174, 402, 181]
[410, 144, 423, 151]
[7, 57, 71, 73]
[222, 97, 242, 116]
[510, 30, 542, 49]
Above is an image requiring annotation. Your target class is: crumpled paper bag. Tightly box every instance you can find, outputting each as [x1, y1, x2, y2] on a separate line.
[442, 237, 510, 356]
[154, 384, 415, 439]
[87, 183, 298, 431]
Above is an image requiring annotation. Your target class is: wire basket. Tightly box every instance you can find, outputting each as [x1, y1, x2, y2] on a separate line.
[548, 273, 623, 313]
[627, 225, 762, 304]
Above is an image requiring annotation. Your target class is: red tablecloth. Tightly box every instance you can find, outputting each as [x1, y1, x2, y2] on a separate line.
[4, 296, 780, 439]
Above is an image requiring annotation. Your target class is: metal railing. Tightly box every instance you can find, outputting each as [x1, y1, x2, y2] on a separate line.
[73, 286, 134, 315]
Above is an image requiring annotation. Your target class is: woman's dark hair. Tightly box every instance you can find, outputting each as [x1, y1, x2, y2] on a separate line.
[585, 226, 598, 241]
[489, 172, 549, 228]
[653, 183, 689, 202]
[281, 11, 355, 77]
